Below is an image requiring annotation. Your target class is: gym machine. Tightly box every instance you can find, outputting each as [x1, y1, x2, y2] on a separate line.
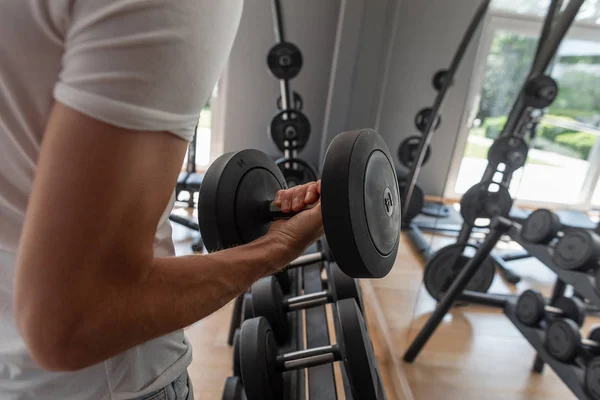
[267, 0, 317, 187]
[398, 0, 491, 258]
[171, 129, 204, 251]
[403, 3, 600, 399]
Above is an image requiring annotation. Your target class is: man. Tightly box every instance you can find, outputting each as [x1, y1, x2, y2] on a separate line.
[0, 1, 324, 399]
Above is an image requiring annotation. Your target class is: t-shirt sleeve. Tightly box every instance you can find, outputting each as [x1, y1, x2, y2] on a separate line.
[53, 0, 242, 141]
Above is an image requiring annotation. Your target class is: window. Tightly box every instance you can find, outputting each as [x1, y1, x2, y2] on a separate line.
[182, 85, 218, 169]
[448, 14, 600, 209]
[491, 0, 600, 25]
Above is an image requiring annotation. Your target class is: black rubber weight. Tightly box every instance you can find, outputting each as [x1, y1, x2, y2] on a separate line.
[269, 109, 311, 152]
[459, 181, 512, 227]
[397, 175, 424, 223]
[321, 130, 401, 278]
[337, 299, 379, 400]
[242, 293, 254, 323]
[553, 230, 600, 271]
[586, 356, 600, 400]
[240, 318, 282, 400]
[233, 330, 242, 378]
[424, 244, 495, 301]
[554, 296, 586, 327]
[267, 42, 303, 80]
[222, 376, 245, 400]
[545, 318, 580, 363]
[515, 289, 545, 326]
[521, 208, 561, 244]
[251, 277, 289, 344]
[329, 263, 361, 308]
[397, 136, 431, 168]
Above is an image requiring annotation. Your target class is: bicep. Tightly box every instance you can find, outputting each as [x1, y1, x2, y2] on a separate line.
[16, 102, 187, 316]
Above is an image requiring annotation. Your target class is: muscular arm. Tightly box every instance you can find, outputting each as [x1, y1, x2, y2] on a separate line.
[14, 103, 292, 371]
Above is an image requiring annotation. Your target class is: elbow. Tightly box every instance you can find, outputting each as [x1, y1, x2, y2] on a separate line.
[15, 303, 91, 372]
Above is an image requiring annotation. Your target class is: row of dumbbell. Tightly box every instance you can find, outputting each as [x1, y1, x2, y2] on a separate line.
[223, 297, 379, 400]
[515, 289, 600, 399]
[521, 209, 600, 274]
[222, 263, 373, 399]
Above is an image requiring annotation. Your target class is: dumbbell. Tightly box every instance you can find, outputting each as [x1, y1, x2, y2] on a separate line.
[522, 209, 600, 271]
[250, 263, 363, 344]
[585, 356, 600, 400]
[222, 376, 247, 400]
[241, 293, 254, 324]
[240, 299, 380, 400]
[198, 129, 401, 279]
[553, 229, 600, 272]
[545, 318, 600, 363]
[232, 329, 241, 378]
[521, 209, 562, 244]
[515, 289, 586, 327]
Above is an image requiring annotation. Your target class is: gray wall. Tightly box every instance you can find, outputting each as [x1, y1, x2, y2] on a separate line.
[218, 0, 341, 167]
[376, 0, 485, 196]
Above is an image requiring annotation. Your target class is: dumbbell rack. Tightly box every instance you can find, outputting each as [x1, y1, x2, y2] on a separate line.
[457, 290, 591, 399]
[225, 240, 382, 399]
[404, 216, 600, 399]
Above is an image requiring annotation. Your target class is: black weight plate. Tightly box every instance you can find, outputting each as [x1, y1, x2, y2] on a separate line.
[524, 75, 558, 109]
[269, 110, 311, 152]
[487, 136, 528, 171]
[251, 277, 288, 344]
[545, 318, 580, 363]
[322, 129, 401, 278]
[521, 209, 561, 244]
[240, 317, 282, 400]
[222, 376, 245, 400]
[586, 357, 600, 400]
[432, 69, 452, 91]
[336, 299, 379, 400]
[273, 269, 291, 294]
[397, 175, 425, 223]
[589, 326, 600, 344]
[414, 107, 442, 134]
[277, 91, 303, 111]
[275, 157, 318, 188]
[515, 289, 545, 326]
[329, 263, 361, 308]
[242, 293, 254, 323]
[267, 42, 303, 80]
[555, 296, 586, 327]
[460, 181, 512, 228]
[554, 230, 600, 271]
[424, 244, 495, 301]
[198, 149, 287, 252]
[397, 136, 431, 168]
[233, 330, 242, 378]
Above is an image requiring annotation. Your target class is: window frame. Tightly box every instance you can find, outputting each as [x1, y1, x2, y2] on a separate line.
[445, 11, 600, 210]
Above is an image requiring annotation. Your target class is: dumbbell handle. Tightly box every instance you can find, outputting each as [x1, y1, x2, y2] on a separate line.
[284, 290, 330, 312]
[266, 201, 318, 220]
[289, 252, 326, 268]
[276, 344, 341, 371]
[582, 338, 600, 349]
[546, 305, 565, 316]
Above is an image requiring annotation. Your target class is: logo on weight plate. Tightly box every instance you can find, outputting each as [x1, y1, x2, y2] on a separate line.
[383, 187, 394, 217]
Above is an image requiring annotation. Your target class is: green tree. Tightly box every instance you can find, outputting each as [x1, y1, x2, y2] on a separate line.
[477, 32, 537, 121]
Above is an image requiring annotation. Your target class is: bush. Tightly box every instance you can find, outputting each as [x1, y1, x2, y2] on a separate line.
[555, 131, 596, 160]
[536, 116, 577, 142]
[484, 116, 507, 139]
[547, 107, 596, 121]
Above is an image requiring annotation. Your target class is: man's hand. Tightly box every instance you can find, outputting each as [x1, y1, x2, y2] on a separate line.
[266, 181, 324, 266]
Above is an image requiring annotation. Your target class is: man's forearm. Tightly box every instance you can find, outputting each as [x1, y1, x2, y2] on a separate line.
[34, 237, 288, 371]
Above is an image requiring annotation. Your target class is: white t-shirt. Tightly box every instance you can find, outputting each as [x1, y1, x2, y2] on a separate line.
[0, 1, 242, 399]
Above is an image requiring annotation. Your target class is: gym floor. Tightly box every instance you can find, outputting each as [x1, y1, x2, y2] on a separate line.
[172, 210, 598, 400]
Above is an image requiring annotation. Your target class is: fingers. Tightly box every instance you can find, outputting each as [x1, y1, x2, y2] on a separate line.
[276, 181, 321, 213]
